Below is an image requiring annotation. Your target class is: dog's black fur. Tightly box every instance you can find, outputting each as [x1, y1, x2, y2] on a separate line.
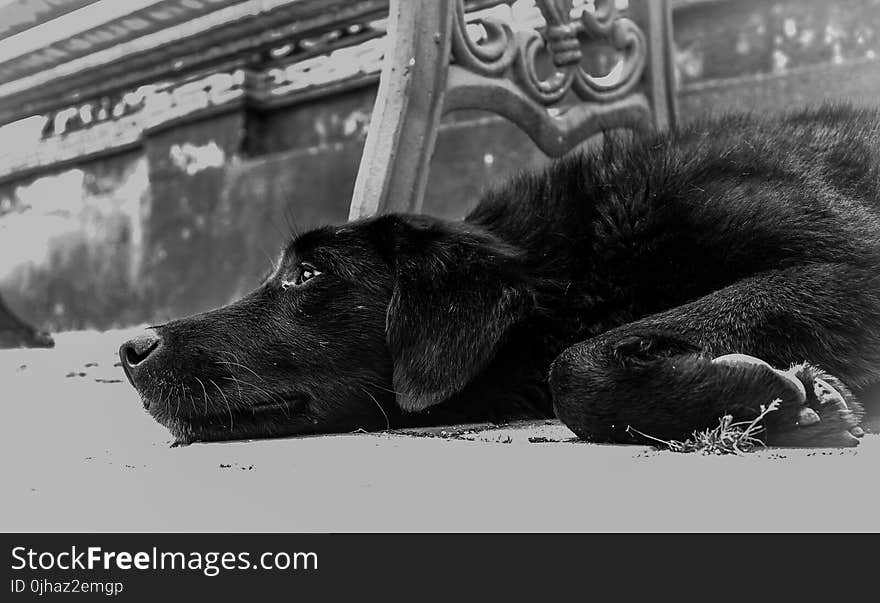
[120, 105, 880, 447]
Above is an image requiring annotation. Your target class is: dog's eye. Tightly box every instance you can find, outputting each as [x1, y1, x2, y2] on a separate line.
[298, 265, 320, 283]
[281, 264, 322, 290]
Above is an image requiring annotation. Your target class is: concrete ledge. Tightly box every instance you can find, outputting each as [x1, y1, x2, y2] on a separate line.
[3, 328, 879, 532]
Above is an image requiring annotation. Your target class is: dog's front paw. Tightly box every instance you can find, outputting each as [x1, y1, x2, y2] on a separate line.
[711, 355, 863, 448]
[767, 363, 864, 448]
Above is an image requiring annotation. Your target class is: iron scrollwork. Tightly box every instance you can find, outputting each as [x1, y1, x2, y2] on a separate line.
[447, 0, 651, 155]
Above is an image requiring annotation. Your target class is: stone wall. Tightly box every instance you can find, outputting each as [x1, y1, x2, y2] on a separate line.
[0, 152, 150, 329]
[0, 88, 548, 330]
[2, 0, 879, 331]
[674, 0, 880, 116]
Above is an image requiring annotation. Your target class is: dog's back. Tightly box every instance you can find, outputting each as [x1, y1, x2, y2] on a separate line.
[469, 105, 880, 329]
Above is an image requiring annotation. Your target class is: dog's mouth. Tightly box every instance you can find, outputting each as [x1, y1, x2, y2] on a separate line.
[156, 403, 309, 446]
[141, 388, 309, 417]
[246, 394, 310, 414]
[145, 384, 317, 443]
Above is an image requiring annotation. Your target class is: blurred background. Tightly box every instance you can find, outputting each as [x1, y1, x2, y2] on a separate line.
[1, 0, 879, 334]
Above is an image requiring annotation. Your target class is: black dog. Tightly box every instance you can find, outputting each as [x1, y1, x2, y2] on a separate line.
[120, 105, 880, 447]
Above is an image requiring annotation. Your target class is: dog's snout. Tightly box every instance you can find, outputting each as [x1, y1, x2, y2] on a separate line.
[119, 331, 161, 370]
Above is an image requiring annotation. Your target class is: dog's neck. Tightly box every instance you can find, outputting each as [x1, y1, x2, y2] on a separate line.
[398, 325, 557, 427]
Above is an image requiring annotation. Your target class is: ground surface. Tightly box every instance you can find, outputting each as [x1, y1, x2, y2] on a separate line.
[2, 328, 879, 532]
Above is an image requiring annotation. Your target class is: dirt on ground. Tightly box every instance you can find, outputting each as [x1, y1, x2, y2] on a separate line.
[2, 328, 878, 532]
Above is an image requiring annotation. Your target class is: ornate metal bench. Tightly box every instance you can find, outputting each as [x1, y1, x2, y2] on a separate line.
[349, 0, 676, 219]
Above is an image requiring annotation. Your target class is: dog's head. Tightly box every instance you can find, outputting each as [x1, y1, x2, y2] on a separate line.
[120, 214, 534, 443]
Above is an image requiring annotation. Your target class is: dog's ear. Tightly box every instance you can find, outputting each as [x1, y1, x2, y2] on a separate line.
[385, 220, 532, 412]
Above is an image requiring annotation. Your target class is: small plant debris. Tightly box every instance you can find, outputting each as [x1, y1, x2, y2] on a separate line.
[626, 399, 780, 455]
[528, 436, 580, 444]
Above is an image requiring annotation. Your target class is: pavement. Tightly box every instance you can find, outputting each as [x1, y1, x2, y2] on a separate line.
[2, 328, 879, 532]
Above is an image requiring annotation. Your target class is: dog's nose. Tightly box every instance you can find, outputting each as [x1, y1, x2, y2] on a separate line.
[119, 331, 161, 372]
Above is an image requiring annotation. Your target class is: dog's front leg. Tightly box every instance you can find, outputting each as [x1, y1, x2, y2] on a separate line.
[549, 263, 880, 447]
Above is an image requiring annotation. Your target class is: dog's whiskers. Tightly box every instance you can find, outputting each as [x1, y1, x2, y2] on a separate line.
[214, 359, 268, 383]
[365, 381, 404, 398]
[360, 387, 390, 431]
[155, 384, 167, 415]
[220, 376, 291, 419]
[213, 355, 285, 411]
[174, 383, 181, 420]
[184, 388, 195, 420]
[217, 363, 245, 402]
[209, 379, 234, 431]
[194, 376, 210, 414]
